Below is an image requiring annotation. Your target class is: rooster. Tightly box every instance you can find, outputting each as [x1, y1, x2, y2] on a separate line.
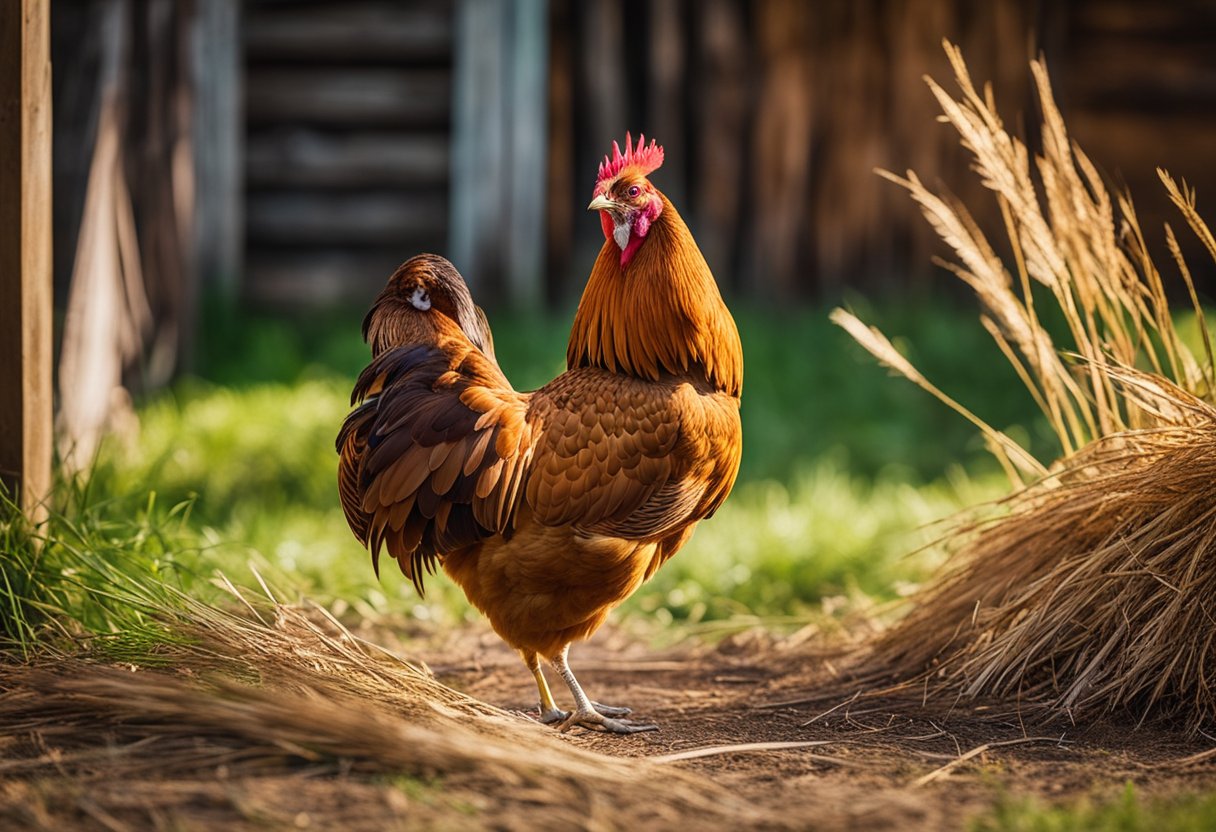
[338, 135, 743, 733]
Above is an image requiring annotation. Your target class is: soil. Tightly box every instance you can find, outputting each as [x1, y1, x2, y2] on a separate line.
[4, 619, 1216, 831]
[412, 623, 1216, 830]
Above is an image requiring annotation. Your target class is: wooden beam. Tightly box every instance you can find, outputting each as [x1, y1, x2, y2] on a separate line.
[450, 0, 508, 299]
[450, 0, 548, 308]
[245, 131, 449, 189]
[504, 0, 547, 309]
[193, 0, 243, 296]
[246, 69, 451, 127]
[0, 0, 52, 518]
[247, 192, 447, 244]
[244, 1, 453, 63]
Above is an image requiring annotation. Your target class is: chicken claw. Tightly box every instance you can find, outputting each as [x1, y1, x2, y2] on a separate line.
[558, 708, 658, 734]
[589, 701, 632, 717]
[538, 701, 633, 724]
[539, 706, 569, 725]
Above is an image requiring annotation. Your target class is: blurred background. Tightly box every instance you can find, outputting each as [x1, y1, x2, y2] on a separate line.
[44, 0, 1216, 627]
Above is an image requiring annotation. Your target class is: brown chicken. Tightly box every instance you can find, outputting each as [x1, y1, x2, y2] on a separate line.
[338, 135, 743, 733]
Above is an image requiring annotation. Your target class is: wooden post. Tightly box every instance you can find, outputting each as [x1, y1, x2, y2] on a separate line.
[504, 0, 547, 309]
[0, 0, 53, 518]
[450, 0, 507, 299]
[451, 0, 548, 309]
[193, 0, 243, 297]
[544, 0, 574, 304]
[647, 0, 685, 209]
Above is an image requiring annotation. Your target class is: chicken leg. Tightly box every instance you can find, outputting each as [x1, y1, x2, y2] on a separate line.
[525, 651, 636, 725]
[525, 651, 568, 724]
[550, 645, 658, 734]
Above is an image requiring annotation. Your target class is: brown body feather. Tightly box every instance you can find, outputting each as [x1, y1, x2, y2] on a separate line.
[339, 201, 742, 661]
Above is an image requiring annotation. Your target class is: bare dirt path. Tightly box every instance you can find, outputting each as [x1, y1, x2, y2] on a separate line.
[415, 623, 1216, 830]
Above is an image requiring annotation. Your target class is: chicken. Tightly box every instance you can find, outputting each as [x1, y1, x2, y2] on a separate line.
[338, 135, 743, 733]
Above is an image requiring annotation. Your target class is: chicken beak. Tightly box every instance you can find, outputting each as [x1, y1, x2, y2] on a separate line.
[587, 194, 615, 213]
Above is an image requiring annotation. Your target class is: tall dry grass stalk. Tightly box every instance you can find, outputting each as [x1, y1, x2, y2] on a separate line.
[835, 41, 1216, 730]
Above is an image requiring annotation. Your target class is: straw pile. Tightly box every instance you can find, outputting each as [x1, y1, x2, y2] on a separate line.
[0, 581, 762, 829]
[834, 42, 1216, 730]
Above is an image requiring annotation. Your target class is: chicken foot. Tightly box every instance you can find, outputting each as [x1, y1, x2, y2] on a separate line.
[525, 651, 634, 724]
[549, 646, 658, 734]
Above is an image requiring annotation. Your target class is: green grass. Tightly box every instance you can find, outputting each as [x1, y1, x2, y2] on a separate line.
[1, 296, 1088, 651]
[629, 459, 998, 625]
[36, 294, 1209, 639]
[974, 784, 1216, 832]
[79, 374, 998, 630]
[27, 294, 1205, 644]
[194, 296, 1051, 482]
[0, 483, 201, 660]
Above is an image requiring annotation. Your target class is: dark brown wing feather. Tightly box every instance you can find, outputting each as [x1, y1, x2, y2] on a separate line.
[337, 341, 532, 594]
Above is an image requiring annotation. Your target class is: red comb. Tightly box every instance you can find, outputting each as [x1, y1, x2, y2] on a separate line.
[595, 132, 664, 186]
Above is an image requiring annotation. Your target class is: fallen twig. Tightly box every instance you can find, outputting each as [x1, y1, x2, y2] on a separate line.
[912, 736, 1068, 787]
[651, 740, 835, 764]
[1169, 747, 1216, 768]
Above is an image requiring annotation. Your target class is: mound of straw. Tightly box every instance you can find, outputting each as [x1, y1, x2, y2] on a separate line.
[834, 42, 1216, 730]
[0, 578, 764, 829]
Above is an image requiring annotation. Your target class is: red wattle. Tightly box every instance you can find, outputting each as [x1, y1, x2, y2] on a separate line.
[619, 198, 663, 269]
[620, 233, 646, 268]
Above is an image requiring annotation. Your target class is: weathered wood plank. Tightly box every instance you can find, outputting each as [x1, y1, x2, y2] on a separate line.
[245, 1, 453, 63]
[1064, 40, 1216, 112]
[246, 192, 447, 244]
[504, 0, 548, 308]
[450, 0, 548, 307]
[193, 0, 243, 294]
[692, 0, 747, 283]
[647, 0, 686, 209]
[545, 0, 575, 302]
[246, 250, 426, 306]
[0, 0, 53, 516]
[449, 0, 507, 298]
[245, 70, 450, 127]
[246, 131, 449, 188]
[1071, 0, 1213, 38]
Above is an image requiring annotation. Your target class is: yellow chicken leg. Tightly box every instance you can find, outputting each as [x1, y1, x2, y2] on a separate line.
[524, 651, 567, 724]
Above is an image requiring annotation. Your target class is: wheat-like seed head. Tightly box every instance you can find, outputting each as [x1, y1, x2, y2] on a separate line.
[837, 41, 1216, 731]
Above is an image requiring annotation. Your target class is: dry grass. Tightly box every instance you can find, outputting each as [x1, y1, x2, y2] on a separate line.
[834, 42, 1216, 730]
[0, 580, 767, 830]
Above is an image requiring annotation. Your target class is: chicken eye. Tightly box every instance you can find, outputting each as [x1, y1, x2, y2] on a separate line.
[628, 185, 641, 198]
[409, 287, 432, 311]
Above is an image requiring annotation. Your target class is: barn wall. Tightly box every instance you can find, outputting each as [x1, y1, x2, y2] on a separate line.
[242, 0, 454, 306]
[1058, 0, 1216, 295]
[53, 0, 1216, 324]
[547, 0, 1216, 303]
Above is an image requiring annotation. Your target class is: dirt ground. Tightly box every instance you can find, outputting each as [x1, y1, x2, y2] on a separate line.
[3, 618, 1216, 831]
[410, 623, 1216, 829]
